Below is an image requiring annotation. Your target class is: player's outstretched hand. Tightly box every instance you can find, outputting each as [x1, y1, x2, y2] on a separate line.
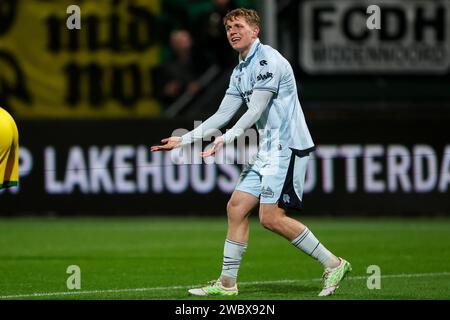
[150, 137, 181, 152]
[201, 136, 224, 157]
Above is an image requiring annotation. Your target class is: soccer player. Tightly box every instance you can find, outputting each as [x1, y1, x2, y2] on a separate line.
[0, 107, 19, 190]
[151, 8, 351, 297]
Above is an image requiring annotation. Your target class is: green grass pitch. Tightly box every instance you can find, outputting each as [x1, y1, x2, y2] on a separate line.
[0, 216, 449, 300]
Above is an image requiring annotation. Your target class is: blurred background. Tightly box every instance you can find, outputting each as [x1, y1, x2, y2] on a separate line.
[1, 0, 449, 216]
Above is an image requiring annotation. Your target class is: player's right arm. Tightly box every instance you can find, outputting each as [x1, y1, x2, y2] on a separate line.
[150, 94, 243, 152]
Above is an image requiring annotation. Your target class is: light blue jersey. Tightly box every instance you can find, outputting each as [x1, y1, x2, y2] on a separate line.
[180, 38, 315, 208]
[225, 38, 315, 157]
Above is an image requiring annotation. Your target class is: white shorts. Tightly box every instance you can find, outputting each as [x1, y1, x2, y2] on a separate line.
[235, 147, 314, 210]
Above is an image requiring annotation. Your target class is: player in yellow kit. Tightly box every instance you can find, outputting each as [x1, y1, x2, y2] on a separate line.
[0, 107, 19, 189]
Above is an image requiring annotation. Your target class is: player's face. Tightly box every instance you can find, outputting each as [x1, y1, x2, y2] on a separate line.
[225, 16, 259, 59]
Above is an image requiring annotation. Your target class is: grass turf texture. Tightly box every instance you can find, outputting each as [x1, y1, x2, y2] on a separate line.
[0, 217, 449, 300]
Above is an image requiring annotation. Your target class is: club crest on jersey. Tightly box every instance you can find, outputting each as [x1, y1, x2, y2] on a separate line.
[257, 72, 273, 81]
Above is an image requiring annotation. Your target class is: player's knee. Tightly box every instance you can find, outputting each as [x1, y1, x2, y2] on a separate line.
[226, 199, 245, 221]
[226, 198, 238, 214]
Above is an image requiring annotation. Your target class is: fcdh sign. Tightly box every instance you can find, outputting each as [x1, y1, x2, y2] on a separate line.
[300, 0, 450, 74]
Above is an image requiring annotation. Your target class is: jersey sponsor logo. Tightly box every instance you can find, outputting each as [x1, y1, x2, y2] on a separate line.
[261, 186, 275, 198]
[257, 72, 273, 81]
[259, 60, 268, 66]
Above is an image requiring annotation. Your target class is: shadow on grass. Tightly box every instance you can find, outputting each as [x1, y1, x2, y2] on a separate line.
[179, 283, 320, 300]
[242, 283, 318, 296]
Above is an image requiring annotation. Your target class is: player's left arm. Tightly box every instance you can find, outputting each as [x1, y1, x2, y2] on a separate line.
[222, 55, 282, 144]
[201, 56, 281, 157]
[201, 90, 273, 157]
[222, 89, 273, 144]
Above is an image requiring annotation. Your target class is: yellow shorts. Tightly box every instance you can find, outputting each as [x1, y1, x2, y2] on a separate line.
[0, 107, 19, 189]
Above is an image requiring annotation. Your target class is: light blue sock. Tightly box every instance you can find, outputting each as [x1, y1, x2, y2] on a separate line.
[291, 227, 340, 269]
[221, 239, 248, 280]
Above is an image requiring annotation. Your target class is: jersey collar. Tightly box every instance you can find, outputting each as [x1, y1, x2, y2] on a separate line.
[238, 38, 261, 66]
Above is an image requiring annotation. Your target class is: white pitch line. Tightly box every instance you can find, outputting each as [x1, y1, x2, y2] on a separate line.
[1, 272, 449, 299]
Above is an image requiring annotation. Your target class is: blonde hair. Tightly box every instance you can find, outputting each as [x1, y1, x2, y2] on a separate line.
[223, 8, 260, 28]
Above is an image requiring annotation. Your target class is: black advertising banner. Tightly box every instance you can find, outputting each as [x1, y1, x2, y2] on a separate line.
[1, 117, 449, 216]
